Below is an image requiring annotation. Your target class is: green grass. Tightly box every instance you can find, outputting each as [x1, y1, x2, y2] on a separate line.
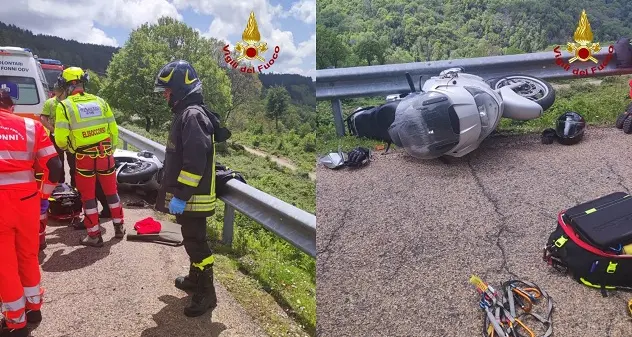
[120, 123, 316, 335]
[231, 131, 317, 174]
[496, 75, 632, 134]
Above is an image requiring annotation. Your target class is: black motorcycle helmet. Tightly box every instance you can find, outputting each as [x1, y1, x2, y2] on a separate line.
[555, 111, 586, 145]
[154, 60, 202, 108]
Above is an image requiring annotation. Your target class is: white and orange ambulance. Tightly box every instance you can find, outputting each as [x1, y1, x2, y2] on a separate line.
[0, 46, 51, 122]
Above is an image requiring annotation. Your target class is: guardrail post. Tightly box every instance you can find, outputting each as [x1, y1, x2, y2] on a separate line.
[332, 99, 345, 136]
[123, 140, 128, 150]
[222, 204, 236, 246]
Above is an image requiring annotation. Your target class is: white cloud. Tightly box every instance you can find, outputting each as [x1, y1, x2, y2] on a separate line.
[0, 0, 182, 47]
[288, 0, 316, 24]
[175, 0, 315, 78]
[0, 0, 314, 78]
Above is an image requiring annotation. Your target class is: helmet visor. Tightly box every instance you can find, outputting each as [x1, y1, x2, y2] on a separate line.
[556, 119, 585, 137]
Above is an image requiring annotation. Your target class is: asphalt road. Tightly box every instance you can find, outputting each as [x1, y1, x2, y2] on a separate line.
[24, 168, 267, 337]
[316, 127, 632, 337]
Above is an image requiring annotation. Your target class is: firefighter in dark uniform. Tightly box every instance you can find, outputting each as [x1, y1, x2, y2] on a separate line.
[153, 60, 229, 317]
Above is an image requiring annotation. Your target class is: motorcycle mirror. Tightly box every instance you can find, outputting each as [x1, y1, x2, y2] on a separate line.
[319, 152, 346, 169]
[405, 72, 416, 93]
[138, 150, 154, 158]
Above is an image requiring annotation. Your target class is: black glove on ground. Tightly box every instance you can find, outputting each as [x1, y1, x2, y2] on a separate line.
[346, 147, 370, 168]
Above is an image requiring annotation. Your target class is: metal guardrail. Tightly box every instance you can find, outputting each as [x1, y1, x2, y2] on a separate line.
[117, 126, 316, 258]
[316, 47, 632, 136]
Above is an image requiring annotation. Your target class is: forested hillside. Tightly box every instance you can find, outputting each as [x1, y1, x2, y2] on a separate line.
[0, 22, 118, 74]
[316, 0, 632, 68]
[259, 73, 316, 106]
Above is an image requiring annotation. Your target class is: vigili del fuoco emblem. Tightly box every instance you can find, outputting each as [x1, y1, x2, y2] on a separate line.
[222, 11, 281, 74]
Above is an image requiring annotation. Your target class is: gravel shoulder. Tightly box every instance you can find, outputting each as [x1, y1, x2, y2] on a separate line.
[316, 127, 632, 337]
[28, 168, 268, 337]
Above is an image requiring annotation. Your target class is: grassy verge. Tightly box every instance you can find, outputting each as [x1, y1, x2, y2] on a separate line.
[121, 124, 316, 336]
[496, 75, 632, 134]
[230, 131, 316, 174]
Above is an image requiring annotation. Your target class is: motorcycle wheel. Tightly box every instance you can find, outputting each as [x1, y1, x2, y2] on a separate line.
[489, 75, 556, 112]
[623, 115, 632, 134]
[117, 161, 160, 184]
[616, 112, 628, 129]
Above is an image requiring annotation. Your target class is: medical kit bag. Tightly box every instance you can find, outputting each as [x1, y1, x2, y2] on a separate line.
[48, 183, 83, 220]
[543, 192, 632, 295]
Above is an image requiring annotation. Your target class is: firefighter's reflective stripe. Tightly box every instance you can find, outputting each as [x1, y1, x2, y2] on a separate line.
[0, 171, 36, 185]
[192, 255, 215, 270]
[23, 285, 43, 309]
[1, 296, 26, 327]
[165, 192, 216, 212]
[177, 170, 202, 187]
[0, 118, 36, 161]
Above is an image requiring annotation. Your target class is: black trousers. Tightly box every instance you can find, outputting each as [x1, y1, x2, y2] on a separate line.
[51, 134, 75, 186]
[175, 215, 212, 264]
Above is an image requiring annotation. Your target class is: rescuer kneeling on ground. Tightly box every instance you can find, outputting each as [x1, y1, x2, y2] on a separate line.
[153, 60, 227, 317]
[53, 67, 125, 247]
[0, 89, 62, 337]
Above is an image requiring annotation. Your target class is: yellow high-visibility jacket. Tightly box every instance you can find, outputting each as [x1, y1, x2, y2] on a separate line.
[54, 92, 118, 153]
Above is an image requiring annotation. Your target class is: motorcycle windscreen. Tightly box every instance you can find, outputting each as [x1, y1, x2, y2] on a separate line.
[387, 91, 460, 159]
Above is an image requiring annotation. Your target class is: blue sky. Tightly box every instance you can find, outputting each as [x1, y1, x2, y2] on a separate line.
[0, 0, 316, 78]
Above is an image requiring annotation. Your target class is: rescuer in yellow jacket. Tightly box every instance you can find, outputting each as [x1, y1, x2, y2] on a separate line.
[54, 67, 125, 247]
[41, 82, 76, 186]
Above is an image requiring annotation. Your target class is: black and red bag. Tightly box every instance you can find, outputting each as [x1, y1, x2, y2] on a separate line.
[543, 192, 632, 296]
[48, 183, 83, 221]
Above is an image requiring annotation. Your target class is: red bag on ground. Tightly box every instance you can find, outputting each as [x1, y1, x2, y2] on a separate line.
[134, 217, 161, 235]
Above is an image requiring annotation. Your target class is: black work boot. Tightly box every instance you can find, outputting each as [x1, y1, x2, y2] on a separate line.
[26, 310, 42, 324]
[183, 265, 217, 317]
[114, 224, 126, 238]
[80, 234, 104, 247]
[0, 321, 29, 337]
[175, 265, 199, 292]
[72, 219, 86, 230]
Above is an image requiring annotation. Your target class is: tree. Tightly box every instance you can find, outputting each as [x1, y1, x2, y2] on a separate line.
[99, 16, 232, 132]
[265, 86, 291, 131]
[85, 70, 103, 95]
[386, 47, 415, 64]
[224, 69, 263, 123]
[316, 25, 350, 69]
[353, 32, 390, 65]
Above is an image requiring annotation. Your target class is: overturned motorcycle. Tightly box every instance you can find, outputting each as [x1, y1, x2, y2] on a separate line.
[113, 149, 163, 191]
[346, 67, 556, 159]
